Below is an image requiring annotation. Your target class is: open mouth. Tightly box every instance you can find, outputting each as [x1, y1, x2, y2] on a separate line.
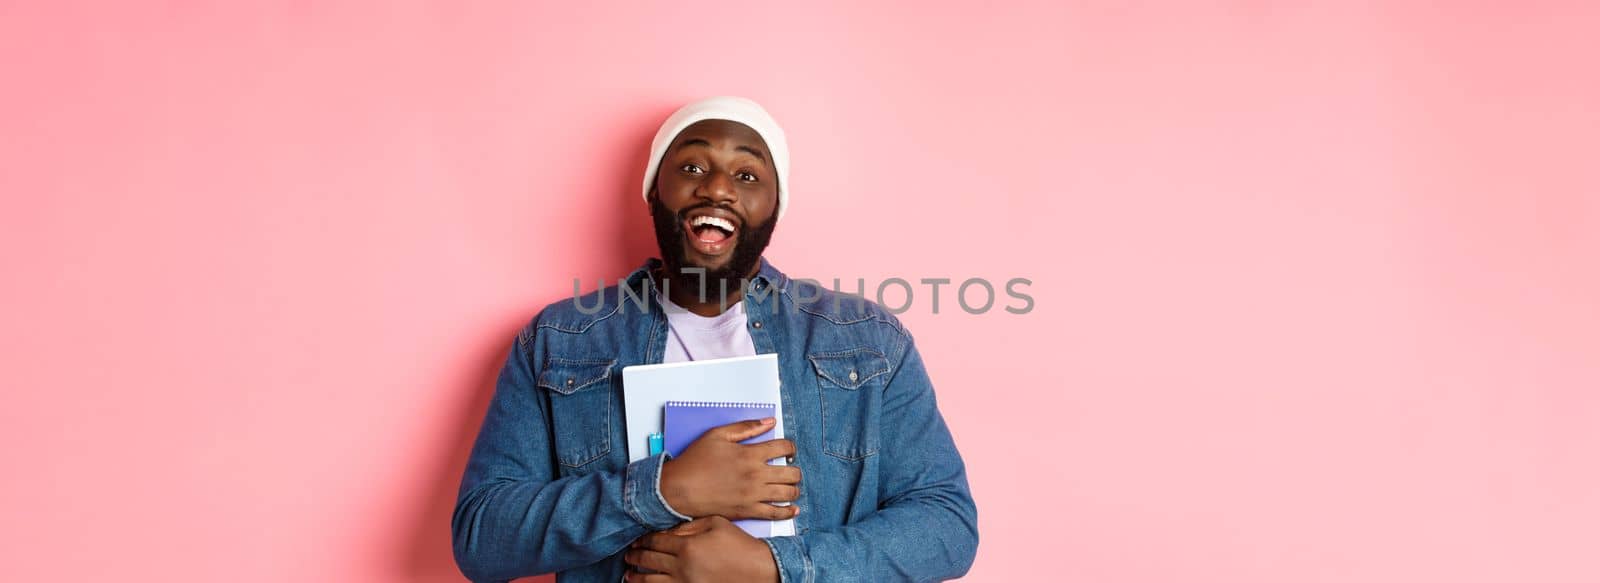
[683, 211, 739, 256]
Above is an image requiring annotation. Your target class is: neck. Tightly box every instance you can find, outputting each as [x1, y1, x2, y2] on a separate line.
[667, 285, 739, 317]
[657, 261, 761, 317]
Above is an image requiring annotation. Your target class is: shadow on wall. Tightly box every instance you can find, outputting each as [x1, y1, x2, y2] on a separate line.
[396, 103, 671, 582]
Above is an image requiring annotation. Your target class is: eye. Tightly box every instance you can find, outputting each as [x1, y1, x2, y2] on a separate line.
[680, 164, 705, 175]
[736, 171, 759, 183]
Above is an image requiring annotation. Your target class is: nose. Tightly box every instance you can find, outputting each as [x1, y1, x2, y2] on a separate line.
[696, 171, 738, 206]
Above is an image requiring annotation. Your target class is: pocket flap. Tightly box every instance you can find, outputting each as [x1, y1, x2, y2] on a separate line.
[807, 348, 891, 390]
[538, 357, 616, 395]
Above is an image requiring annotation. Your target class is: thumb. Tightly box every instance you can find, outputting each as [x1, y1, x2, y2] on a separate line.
[718, 417, 776, 442]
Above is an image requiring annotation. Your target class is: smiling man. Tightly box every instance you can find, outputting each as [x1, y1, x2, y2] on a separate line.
[452, 97, 978, 583]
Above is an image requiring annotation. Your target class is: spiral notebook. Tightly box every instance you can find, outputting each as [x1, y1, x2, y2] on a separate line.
[662, 401, 779, 537]
[662, 401, 778, 456]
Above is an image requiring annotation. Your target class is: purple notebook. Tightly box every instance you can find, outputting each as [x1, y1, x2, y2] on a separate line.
[663, 400, 779, 537]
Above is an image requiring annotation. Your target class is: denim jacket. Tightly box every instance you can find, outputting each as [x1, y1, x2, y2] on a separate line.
[452, 259, 978, 582]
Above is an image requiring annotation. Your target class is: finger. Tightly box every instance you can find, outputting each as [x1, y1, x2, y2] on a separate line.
[625, 569, 675, 583]
[763, 464, 802, 484]
[624, 549, 678, 573]
[761, 483, 801, 503]
[716, 417, 777, 442]
[744, 502, 800, 521]
[752, 438, 796, 460]
[640, 530, 689, 554]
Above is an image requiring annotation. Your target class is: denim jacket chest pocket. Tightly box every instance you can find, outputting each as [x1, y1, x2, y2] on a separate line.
[536, 357, 615, 471]
[807, 348, 891, 461]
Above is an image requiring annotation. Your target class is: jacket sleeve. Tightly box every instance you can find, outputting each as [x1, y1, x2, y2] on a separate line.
[451, 321, 688, 582]
[763, 336, 980, 582]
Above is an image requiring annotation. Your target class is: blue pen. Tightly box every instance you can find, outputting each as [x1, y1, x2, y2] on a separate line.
[647, 432, 664, 457]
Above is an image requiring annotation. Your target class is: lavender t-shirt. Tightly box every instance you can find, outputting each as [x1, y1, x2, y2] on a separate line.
[659, 295, 757, 363]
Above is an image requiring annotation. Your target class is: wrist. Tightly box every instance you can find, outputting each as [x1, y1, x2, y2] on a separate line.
[742, 535, 780, 583]
[759, 548, 780, 583]
[658, 458, 697, 517]
[624, 452, 692, 529]
[763, 536, 805, 583]
[758, 538, 785, 583]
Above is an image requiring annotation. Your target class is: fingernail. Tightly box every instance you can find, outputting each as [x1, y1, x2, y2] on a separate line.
[761, 417, 775, 424]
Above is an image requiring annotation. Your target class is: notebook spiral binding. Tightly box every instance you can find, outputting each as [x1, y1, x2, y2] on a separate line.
[665, 401, 776, 409]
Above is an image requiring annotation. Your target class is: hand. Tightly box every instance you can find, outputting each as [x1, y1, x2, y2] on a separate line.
[659, 417, 801, 521]
[625, 516, 779, 583]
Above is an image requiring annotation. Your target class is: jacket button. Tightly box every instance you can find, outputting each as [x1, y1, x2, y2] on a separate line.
[848, 370, 859, 382]
[565, 378, 574, 387]
[752, 321, 762, 329]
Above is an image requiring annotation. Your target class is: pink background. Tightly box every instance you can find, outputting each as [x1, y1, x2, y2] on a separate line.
[3, 2, 1597, 581]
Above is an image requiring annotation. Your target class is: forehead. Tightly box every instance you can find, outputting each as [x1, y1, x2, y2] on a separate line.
[670, 119, 770, 156]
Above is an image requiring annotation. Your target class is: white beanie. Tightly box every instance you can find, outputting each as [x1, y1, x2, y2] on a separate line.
[641, 96, 790, 220]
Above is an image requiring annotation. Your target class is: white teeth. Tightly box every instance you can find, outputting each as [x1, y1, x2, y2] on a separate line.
[691, 216, 735, 232]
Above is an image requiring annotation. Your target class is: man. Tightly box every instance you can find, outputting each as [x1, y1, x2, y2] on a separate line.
[452, 97, 978, 582]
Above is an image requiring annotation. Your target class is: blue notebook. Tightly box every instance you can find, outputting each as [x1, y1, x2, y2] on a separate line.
[662, 400, 779, 537]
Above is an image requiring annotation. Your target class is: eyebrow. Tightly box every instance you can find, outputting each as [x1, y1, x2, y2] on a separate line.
[735, 145, 767, 162]
[674, 138, 768, 162]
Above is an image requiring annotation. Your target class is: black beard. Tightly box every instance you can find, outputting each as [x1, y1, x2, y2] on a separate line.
[649, 196, 776, 304]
